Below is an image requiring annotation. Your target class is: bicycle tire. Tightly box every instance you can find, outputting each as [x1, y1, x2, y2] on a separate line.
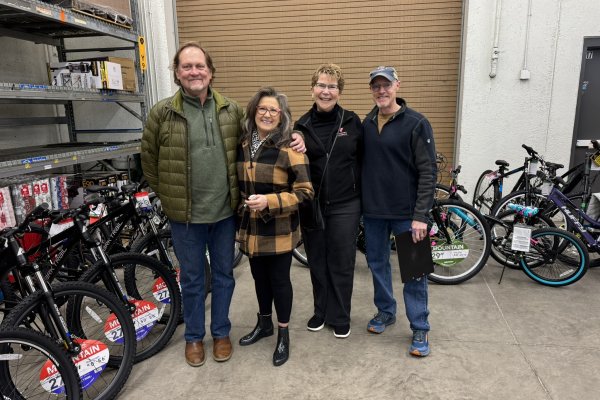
[78, 253, 182, 363]
[472, 169, 495, 215]
[2, 281, 136, 400]
[292, 239, 308, 267]
[488, 210, 556, 269]
[427, 199, 492, 284]
[0, 327, 82, 400]
[520, 227, 589, 286]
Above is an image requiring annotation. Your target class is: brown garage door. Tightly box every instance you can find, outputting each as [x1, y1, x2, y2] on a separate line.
[176, 0, 462, 162]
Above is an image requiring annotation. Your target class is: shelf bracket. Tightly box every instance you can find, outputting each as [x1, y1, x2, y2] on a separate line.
[116, 101, 142, 121]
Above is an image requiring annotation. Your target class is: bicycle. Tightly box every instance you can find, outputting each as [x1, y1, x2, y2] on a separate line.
[0, 327, 82, 400]
[472, 144, 545, 215]
[486, 203, 589, 286]
[0, 206, 137, 399]
[1, 190, 182, 364]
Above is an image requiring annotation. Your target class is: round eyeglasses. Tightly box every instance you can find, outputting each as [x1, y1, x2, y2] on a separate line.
[256, 106, 281, 116]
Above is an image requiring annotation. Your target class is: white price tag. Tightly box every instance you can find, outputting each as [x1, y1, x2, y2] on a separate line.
[511, 224, 532, 252]
[540, 182, 553, 196]
[528, 160, 539, 175]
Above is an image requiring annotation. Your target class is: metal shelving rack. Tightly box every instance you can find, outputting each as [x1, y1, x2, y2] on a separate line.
[0, 0, 144, 177]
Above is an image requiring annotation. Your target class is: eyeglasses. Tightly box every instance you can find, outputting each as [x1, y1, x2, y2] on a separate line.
[180, 64, 208, 72]
[256, 106, 281, 116]
[314, 83, 339, 91]
[370, 82, 394, 92]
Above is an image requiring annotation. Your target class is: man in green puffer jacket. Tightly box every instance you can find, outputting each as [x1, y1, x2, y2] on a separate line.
[141, 42, 305, 368]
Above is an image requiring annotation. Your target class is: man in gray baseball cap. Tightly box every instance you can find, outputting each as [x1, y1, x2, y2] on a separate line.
[362, 65, 437, 357]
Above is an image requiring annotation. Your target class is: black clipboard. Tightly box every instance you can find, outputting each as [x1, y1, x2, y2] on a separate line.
[394, 231, 434, 283]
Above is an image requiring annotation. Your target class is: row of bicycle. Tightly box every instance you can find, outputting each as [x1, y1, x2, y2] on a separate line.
[0, 183, 186, 399]
[417, 141, 600, 287]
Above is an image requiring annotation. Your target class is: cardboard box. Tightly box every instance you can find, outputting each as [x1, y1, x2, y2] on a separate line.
[42, 0, 131, 20]
[80, 57, 136, 92]
[90, 60, 123, 90]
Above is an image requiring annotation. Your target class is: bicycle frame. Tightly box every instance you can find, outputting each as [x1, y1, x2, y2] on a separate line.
[546, 186, 600, 251]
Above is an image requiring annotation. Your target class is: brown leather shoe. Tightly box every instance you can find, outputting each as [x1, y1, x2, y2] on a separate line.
[185, 341, 205, 367]
[213, 337, 233, 362]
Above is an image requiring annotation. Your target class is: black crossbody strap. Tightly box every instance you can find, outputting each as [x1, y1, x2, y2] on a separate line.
[316, 109, 344, 200]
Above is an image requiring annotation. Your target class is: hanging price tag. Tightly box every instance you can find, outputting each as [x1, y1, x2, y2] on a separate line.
[528, 160, 539, 175]
[540, 181, 553, 196]
[511, 224, 532, 252]
[135, 192, 153, 214]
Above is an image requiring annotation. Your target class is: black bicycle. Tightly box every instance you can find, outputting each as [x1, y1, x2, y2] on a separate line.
[0, 327, 82, 400]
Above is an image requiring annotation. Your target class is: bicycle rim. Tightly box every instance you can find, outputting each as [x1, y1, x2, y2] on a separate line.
[428, 201, 491, 284]
[0, 328, 81, 400]
[520, 229, 588, 286]
[4, 281, 136, 400]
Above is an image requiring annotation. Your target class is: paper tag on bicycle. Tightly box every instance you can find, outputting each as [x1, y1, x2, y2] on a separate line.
[49, 218, 74, 237]
[528, 160, 539, 175]
[88, 203, 106, 224]
[540, 182, 553, 196]
[67, 339, 108, 391]
[135, 192, 153, 214]
[511, 224, 532, 252]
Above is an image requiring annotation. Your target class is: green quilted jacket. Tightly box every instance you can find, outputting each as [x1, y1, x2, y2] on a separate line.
[141, 88, 244, 222]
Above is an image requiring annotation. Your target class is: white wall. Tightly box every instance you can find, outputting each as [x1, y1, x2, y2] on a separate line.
[139, 0, 178, 106]
[457, 0, 600, 194]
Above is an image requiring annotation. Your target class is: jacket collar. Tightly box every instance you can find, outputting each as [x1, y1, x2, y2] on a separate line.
[366, 97, 407, 122]
[166, 87, 230, 116]
[296, 105, 351, 129]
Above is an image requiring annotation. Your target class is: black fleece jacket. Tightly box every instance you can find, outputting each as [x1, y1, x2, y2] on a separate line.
[362, 98, 437, 222]
[294, 104, 363, 207]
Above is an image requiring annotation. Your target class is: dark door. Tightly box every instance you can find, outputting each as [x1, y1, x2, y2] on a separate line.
[571, 38, 600, 192]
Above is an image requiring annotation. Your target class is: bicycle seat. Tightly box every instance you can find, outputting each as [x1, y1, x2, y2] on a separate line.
[495, 160, 509, 167]
[545, 161, 564, 171]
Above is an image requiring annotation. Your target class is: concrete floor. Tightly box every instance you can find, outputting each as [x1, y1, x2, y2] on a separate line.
[121, 253, 600, 400]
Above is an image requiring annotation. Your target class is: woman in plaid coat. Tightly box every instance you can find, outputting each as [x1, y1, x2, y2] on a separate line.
[236, 87, 314, 366]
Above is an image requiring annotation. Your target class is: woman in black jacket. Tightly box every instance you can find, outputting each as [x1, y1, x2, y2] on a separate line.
[294, 64, 363, 338]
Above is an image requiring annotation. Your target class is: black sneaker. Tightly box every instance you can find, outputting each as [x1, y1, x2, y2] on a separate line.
[307, 315, 325, 331]
[333, 324, 351, 338]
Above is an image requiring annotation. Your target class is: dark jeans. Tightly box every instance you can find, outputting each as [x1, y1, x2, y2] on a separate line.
[302, 197, 361, 327]
[248, 252, 293, 324]
[170, 216, 236, 342]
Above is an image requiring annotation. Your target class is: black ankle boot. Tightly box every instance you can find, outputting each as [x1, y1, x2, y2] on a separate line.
[272, 326, 289, 366]
[239, 313, 274, 346]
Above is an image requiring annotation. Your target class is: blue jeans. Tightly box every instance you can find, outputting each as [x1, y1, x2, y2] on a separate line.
[363, 217, 430, 332]
[170, 216, 236, 341]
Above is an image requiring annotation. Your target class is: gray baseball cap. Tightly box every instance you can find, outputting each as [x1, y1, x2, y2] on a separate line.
[369, 66, 399, 83]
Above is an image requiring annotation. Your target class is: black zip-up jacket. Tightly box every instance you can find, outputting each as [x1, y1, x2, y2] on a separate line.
[293, 105, 363, 208]
[362, 98, 437, 222]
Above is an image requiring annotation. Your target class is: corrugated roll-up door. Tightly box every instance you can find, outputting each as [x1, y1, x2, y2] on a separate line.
[176, 0, 463, 162]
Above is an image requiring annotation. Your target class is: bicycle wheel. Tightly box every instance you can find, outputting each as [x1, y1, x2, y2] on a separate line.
[0, 327, 81, 400]
[79, 253, 182, 363]
[489, 210, 555, 269]
[472, 169, 495, 215]
[292, 239, 308, 267]
[2, 281, 136, 400]
[520, 227, 589, 286]
[427, 199, 491, 284]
